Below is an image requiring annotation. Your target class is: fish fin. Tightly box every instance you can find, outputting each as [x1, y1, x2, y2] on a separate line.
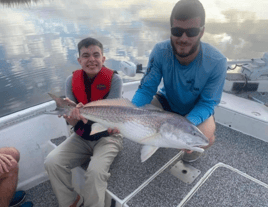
[141, 145, 159, 162]
[90, 123, 108, 135]
[48, 93, 76, 108]
[84, 98, 136, 108]
[142, 104, 163, 111]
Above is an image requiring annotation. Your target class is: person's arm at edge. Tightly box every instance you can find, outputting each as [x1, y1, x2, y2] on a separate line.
[186, 58, 227, 126]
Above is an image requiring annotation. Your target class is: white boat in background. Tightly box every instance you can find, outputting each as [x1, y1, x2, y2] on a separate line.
[1, 53, 268, 207]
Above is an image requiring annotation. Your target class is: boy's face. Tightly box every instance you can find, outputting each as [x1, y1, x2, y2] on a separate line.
[77, 45, 105, 78]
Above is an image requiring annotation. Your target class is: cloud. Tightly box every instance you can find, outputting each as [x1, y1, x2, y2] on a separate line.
[201, 0, 268, 21]
[203, 9, 268, 59]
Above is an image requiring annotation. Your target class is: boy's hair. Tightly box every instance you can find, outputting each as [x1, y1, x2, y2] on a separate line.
[78, 37, 103, 56]
[170, 0, 205, 27]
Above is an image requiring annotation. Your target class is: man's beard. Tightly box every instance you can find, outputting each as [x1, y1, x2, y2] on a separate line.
[171, 37, 201, 58]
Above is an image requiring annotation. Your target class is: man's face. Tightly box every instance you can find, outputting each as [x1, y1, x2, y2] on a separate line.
[77, 45, 105, 78]
[171, 17, 204, 58]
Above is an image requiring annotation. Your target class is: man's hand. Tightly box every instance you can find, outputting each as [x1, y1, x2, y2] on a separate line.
[58, 98, 88, 126]
[183, 149, 193, 154]
[0, 154, 16, 174]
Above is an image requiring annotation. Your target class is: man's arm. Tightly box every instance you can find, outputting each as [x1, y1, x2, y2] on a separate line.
[132, 44, 163, 106]
[186, 58, 227, 126]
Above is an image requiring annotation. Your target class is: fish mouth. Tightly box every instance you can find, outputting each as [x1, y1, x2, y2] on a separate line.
[197, 139, 210, 147]
[196, 143, 209, 148]
[190, 138, 209, 148]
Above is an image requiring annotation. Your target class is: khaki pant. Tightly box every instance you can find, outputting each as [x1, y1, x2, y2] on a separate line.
[44, 132, 123, 207]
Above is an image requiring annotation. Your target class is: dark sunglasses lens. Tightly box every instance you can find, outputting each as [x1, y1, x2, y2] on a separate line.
[171, 27, 183, 37]
[171, 27, 200, 37]
[186, 28, 200, 37]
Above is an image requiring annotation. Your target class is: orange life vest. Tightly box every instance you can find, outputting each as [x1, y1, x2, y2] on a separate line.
[72, 66, 114, 104]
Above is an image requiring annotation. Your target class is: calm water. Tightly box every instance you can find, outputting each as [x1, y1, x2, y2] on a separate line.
[1, 0, 268, 117]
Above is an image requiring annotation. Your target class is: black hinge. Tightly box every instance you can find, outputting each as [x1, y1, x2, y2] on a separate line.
[110, 198, 116, 207]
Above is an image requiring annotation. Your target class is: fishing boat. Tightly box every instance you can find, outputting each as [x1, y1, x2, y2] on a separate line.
[1, 52, 268, 206]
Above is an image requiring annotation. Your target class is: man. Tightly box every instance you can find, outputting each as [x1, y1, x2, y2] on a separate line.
[0, 147, 33, 207]
[44, 37, 123, 207]
[132, 0, 227, 162]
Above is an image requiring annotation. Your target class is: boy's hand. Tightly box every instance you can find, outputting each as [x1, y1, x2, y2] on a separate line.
[69, 102, 87, 124]
[58, 98, 87, 126]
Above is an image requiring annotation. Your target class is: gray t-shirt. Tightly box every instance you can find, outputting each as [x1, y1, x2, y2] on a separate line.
[65, 73, 123, 103]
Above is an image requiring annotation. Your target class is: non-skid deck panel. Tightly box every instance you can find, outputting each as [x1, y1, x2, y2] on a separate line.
[125, 162, 198, 207]
[25, 181, 58, 207]
[107, 138, 180, 200]
[126, 123, 268, 207]
[183, 167, 268, 207]
[50, 135, 180, 200]
[50, 136, 67, 146]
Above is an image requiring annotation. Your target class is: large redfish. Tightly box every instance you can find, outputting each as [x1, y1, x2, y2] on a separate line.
[48, 93, 209, 162]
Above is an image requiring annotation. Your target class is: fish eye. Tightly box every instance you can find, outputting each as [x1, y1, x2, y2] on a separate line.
[193, 132, 196, 136]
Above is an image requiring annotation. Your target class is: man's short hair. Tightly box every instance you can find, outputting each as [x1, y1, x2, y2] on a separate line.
[78, 37, 103, 56]
[170, 0, 205, 27]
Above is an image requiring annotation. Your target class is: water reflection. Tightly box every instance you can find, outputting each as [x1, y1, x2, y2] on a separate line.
[0, 0, 268, 117]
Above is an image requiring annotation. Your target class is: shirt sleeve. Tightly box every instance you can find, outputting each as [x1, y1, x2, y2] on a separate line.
[65, 75, 77, 103]
[186, 58, 227, 126]
[106, 73, 123, 99]
[131, 44, 163, 107]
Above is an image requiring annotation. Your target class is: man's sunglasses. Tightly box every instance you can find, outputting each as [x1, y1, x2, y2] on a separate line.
[171, 27, 203, 37]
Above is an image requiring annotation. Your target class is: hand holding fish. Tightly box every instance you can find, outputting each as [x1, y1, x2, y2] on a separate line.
[69, 101, 88, 124]
[58, 98, 87, 126]
[58, 97, 120, 135]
